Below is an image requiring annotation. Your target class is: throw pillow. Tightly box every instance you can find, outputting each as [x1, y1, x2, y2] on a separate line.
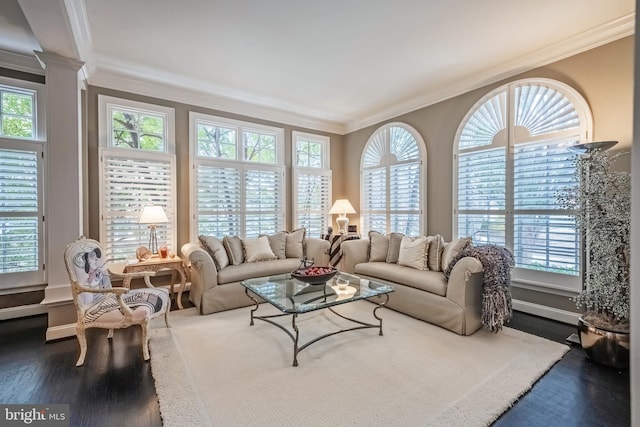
[441, 237, 472, 272]
[285, 228, 306, 259]
[262, 231, 287, 259]
[368, 230, 389, 262]
[397, 235, 428, 270]
[386, 232, 404, 263]
[198, 235, 230, 270]
[242, 236, 277, 262]
[223, 235, 244, 265]
[427, 234, 445, 272]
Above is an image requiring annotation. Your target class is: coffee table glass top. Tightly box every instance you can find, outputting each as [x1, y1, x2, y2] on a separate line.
[241, 271, 394, 314]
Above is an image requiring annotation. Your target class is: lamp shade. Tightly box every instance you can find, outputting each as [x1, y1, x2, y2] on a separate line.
[329, 199, 356, 215]
[138, 205, 169, 224]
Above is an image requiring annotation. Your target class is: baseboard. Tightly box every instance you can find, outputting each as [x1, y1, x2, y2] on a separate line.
[46, 323, 77, 341]
[512, 299, 580, 325]
[0, 303, 47, 321]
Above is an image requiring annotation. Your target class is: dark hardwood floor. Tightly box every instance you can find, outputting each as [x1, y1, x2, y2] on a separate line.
[0, 295, 630, 427]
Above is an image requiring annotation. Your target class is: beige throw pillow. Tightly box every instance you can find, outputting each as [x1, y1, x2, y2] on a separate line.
[242, 236, 277, 262]
[368, 230, 390, 262]
[223, 235, 244, 265]
[198, 235, 230, 270]
[441, 237, 472, 271]
[285, 228, 306, 259]
[427, 234, 445, 272]
[263, 231, 287, 259]
[386, 232, 404, 263]
[397, 235, 428, 270]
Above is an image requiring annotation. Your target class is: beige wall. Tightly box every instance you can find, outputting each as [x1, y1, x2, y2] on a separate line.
[342, 36, 634, 313]
[343, 36, 634, 238]
[86, 87, 345, 247]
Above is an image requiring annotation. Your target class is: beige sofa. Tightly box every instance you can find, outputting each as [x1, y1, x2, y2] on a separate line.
[341, 234, 484, 335]
[181, 232, 330, 315]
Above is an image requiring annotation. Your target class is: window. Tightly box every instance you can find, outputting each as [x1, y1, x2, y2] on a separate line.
[0, 79, 45, 288]
[189, 113, 285, 239]
[292, 131, 331, 238]
[454, 78, 592, 291]
[98, 96, 176, 260]
[360, 123, 425, 236]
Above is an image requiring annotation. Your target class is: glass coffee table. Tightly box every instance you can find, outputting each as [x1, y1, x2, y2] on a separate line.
[242, 271, 394, 366]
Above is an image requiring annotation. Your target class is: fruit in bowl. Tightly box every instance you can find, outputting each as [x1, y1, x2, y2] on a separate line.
[291, 265, 338, 284]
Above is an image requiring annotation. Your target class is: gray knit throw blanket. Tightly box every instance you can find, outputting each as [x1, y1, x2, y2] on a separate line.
[444, 244, 515, 333]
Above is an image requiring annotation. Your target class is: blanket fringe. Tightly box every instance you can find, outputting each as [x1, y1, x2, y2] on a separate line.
[482, 287, 513, 333]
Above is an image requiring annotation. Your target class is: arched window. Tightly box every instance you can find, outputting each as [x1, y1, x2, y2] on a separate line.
[454, 78, 593, 291]
[361, 123, 426, 235]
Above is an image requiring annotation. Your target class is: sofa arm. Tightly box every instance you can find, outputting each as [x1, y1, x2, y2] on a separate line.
[181, 242, 219, 293]
[446, 256, 483, 307]
[340, 239, 370, 273]
[305, 238, 330, 266]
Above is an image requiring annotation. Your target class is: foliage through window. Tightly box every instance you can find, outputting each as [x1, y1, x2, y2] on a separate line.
[293, 132, 331, 238]
[361, 123, 425, 236]
[454, 78, 592, 291]
[98, 96, 176, 260]
[190, 113, 284, 239]
[1, 86, 35, 139]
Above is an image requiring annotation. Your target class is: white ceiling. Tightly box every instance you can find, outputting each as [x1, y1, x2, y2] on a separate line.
[0, 0, 635, 134]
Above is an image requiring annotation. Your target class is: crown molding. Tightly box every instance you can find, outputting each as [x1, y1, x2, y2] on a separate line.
[64, 0, 96, 81]
[0, 49, 43, 75]
[344, 13, 636, 134]
[89, 59, 347, 135]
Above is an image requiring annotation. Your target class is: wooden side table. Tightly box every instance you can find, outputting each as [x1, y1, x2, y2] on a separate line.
[110, 256, 188, 309]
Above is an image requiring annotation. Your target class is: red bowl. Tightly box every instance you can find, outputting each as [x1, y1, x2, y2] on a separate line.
[291, 266, 338, 284]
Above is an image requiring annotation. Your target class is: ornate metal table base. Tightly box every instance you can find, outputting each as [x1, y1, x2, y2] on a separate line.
[245, 288, 389, 366]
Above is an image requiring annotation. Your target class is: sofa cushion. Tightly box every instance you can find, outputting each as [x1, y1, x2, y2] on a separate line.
[427, 234, 445, 272]
[368, 230, 389, 262]
[242, 236, 277, 262]
[263, 231, 287, 259]
[441, 237, 472, 271]
[354, 262, 447, 296]
[286, 228, 306, 259]
[217, 258, 301, 285]
[398, 235, 428, 270]
[223, 236, 244, 265]
[198, 235, 230, 270]
[386, 232, 404, 263]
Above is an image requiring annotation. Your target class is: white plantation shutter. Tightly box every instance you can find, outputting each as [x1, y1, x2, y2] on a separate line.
[361, 123, 425, 235]
[0, 145, 43, 283]
[101, 149, 176, 260]
[454, 78, 591, 290]
[244, 167, 284, 237]
[195, 164, 241, 237]
[293, 170, 331, 238]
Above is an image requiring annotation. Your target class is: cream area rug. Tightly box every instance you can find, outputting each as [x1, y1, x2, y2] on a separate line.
[150, 301, 569, 427]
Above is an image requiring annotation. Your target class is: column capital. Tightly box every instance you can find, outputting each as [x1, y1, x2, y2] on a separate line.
[34, 51, 84, 72]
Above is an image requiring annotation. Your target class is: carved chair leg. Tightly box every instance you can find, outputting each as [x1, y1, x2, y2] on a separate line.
[107, 329, 114, 339]
[164, 306, 171, 328]
[76, 326, 87, 367]
[141, 322, 150, 361]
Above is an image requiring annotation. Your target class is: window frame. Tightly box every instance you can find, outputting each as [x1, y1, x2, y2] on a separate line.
[453, 78, 593, 292]
[188, 112, 285, 240]
[292, 131, 332, 238]
[0, 76, 46, 290]
[360, 122, 426, 236]
[98, 95, 177, 259]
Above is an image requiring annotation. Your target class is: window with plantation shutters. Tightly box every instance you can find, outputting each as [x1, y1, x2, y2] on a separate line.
[98, 96, 176, 260]
[454, 78, 593, 291]
[292, 132, 331, 238]
[0, 78, 45, 288]
[360, 123, 425, 236]
[190, 113, 285, 239]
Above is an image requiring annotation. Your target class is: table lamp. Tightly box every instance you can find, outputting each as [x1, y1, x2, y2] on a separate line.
[329, 199, 356, 234]
[138, 205, 169, 254]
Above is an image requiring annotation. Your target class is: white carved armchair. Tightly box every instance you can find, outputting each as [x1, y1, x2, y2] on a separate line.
[63, 237, 170, 366]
